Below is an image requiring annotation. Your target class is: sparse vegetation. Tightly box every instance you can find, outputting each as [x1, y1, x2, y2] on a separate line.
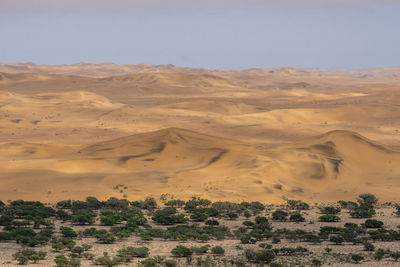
[0, 193, 397, 266]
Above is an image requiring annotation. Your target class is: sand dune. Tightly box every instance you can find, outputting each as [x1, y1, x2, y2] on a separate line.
[0, 127, 399, 203]
[1, 64, 400, 203]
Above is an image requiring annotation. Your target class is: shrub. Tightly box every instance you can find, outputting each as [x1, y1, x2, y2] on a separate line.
[311, 259, 322, 266]
[171, 245, 193, 257]
[390, 251, 400, 261]
[192, 246, 209, 255]
[255, 216, 272, 232]
[140, 258, 158, 267]
[320, 206, 341, 214]
[364, 219, 384, 228]
[211, 246, 225, 255]
[13, 249, 46, 265]
[205, 219, 219, 226]
[258, 243, 272, 249]
[165, 200, 185, 207]
[363, 241, 375, 251]
[60, 226, 77, 238]
[164, 259, 178, 267]
[95, 252, 120, 267]
[290, 212, 305, 222]
[190, 212, 208, 222]
[374, 248, 386, 260]
[351, 254, 364, 263]
[71, 210, 95, 225]
[254, 250, 276, 264]
[71, 246, 84, 257]
[100, 212, 123, 226]
[272, 210, 288, 221]
[54, 255, 69, 267]
[283, 198, 310, 210]
[152, 207, 187, 225]
[227, 212, 239, 220]
[395, 204, 400, 216]
[319, 214, 340, 222]
[118, 247, 150, 258]
[357, 193, 378, 205]
[95, 232, 117, 244]
[329, 235, 344, 245]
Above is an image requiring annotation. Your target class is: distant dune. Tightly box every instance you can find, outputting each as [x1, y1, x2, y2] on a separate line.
[0, 63, 400, 203]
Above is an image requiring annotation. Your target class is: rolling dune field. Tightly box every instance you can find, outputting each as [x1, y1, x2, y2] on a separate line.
[1, 63, 400, 203]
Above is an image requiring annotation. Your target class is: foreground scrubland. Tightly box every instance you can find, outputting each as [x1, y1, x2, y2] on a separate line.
[2, 193, 400, 266]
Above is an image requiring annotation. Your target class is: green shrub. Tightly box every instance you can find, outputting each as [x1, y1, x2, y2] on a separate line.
[164, 259, 178, 267]
[363, 241, 375, 251]
[95, 232, 117, 244]
[140, 258, 158, 267]
[54, 255, 69, 267]
[95, 253, 120, 266]
[319, 214, 340, 222]
[289, 212, 305, 222]
[118, 247, 150, 259]
[71, 210, 95, 225]
[357, 193, 378, 205]
[364, 219, 384, 228]
[60, 226, 77, 238]
[13, 249, 46, 265]
[255, 250, 276, 263]
[350, 203, 375, 218]
[171, 245, 193, 257]
[351, 254, 364, 263]
[390, 251, 400, 261]
[311, 259, 322, 266]
[329, 235, 344, 245]
[320, 206, 341, 214]
[205, 219, 219, 225]
[374, 248, 387, 260]
[191, 246, 208, 255]
[152, 207, 187, 225]
[272, 210, 288, 221]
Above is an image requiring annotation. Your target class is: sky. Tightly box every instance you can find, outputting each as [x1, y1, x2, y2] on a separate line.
[1, 0, 400, 69]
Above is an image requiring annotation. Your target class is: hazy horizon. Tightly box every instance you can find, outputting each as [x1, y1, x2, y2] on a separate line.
[1, 0, 400, 69]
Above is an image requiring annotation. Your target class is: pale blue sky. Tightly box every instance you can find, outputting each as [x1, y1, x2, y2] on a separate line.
[1, 0, 399, 69]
